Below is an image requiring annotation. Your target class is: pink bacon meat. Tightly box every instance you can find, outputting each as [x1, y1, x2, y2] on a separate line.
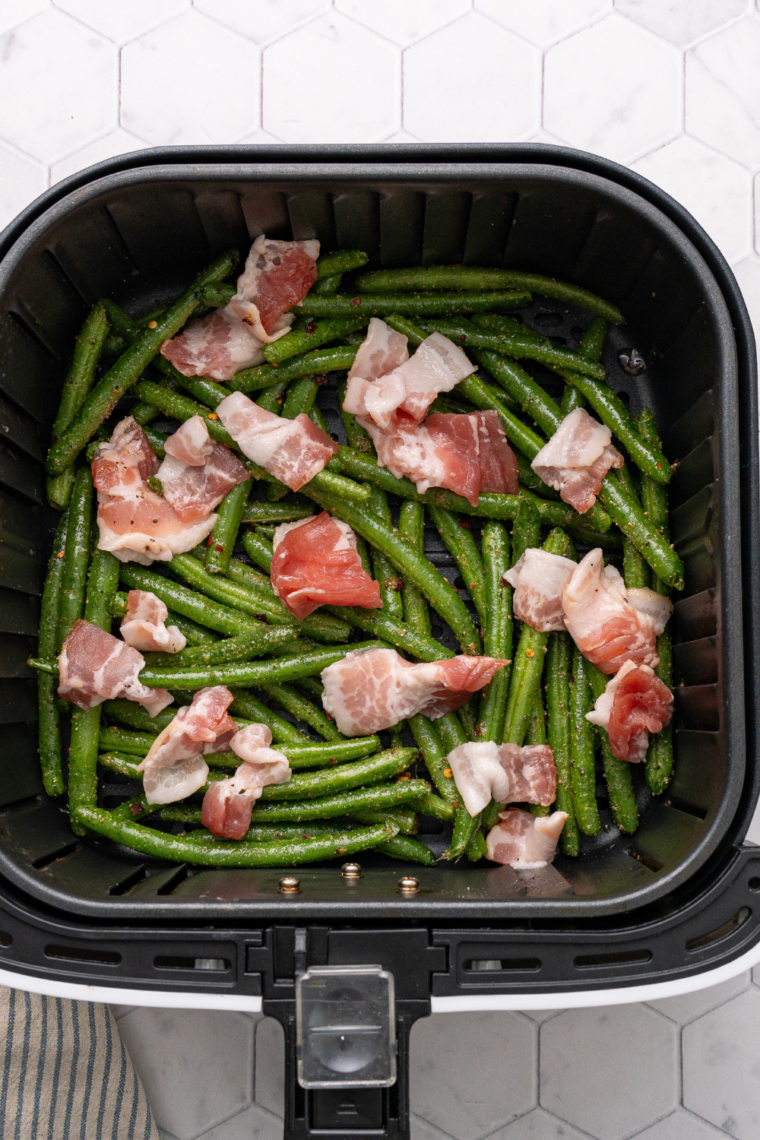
[270, 513, 382, 621]
[216, 391, 337, 492]
[504, 548, 577, 632]
[486, 809, 569, 869]
[447, 741, 557, 816]
[562, 548, 659, 675]
[58, 619, 172, 717]
[120, 590, 187, 654]
[160, 306, 267, 381]
[157, 416, 250, 523]
[531, 408, 624, 514]
[93, 417, 217, 565]
[343, 318, 410, 416]
[137, 685, 238, 805]
[320, 647, 508, 737]
[586, 659, 673, 763]
[229, 235, 319, 342]
[201, 723, 291, 839]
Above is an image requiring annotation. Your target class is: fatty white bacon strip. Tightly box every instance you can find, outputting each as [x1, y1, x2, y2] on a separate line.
[216, 391, 338, 492]
[160, 306, 267, 381]
[229, 235, 320, 343]
[120, 590, 187, 654]
[157, 417, 250, 523]
[562, 549, 659, 674]
[447, 742, 557, 816]
[94, 417, 217, 565]
[320, 647, 508, 737]
[504, 549, 577, 632]
[137, 685, 237, 805]
[343, 318, 410, 415]
[531, 408, 624, 514]
[586, 659, 673, 763]
[201, 724, 291, 839]
[58, 619, 173, 717]
[486, 809, 569, 869]
[164, 416, 213, 466]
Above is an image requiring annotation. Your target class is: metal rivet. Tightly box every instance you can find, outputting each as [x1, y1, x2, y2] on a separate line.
[341, 862, 363, 879]
[618, 348, 647, 376]
[278, 875, 301, 894]
[398, 875, 419, 894]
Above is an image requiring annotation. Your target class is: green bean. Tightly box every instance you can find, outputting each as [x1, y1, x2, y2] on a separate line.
[47, 303, 110, 510]
[259, 746, 415, 802]
[227, 347, 358, 394]
[98, 727, 156, 757]
[120, 564, 258, 637]
[205, 479, 251, 574]
[158, 812, 341, 838]
[168, 369, 228, 411]
[68, 703, 102, 835]
[229, 690, 311, 746]
[448, 806, 482, 860]
[597, 474, 684, 590]
[511, 496, 541, 564]
[457, 700, 478, 740]
[435, 711, 467, 753]
[281, 375, 320, 420]
[398, 501, 431, 637]
[261, 681, 343, 742]
[352, 806, 418, 834]
[409, 715, 458, 804]
[103, 699, 177, 734]
[294, 292, 532, 319]
[588, 664, 639, 834]
[148, 624, 298, 669]
[57, 467, 93, 650]
[97, 751, 141, 779]
[623, 539, 650, 590]
[84, 549, 120, 632]
[257, 380, 288, 413]
[580, 316, 608, 364]
[325, 606, 453, 663]
[366, 488, 404, 621]
[263, 318, 365, 364]
[310, 275, 342, 296]
[526, 689, 547, 746]
[246, 779, 430, 823]
[546, 632, 579, 856]
[477, 521, 512, 742]
[569, 648, 600, 836]
[384, 313, 425, 346]
[76, 806, 397, 867]
[46, 252, 237, 476]
[38, 510, 69, 796]
[295, 675, 324, 701]
[646, 626, 674, 794]
[338, 385, 375, 455]
[412, 791, 456, 821]
[284, 737, 381, 769]
[466, 829, 488, 861]
[456, 372, 549, 460]
[375, 835, 435, 865]
[317, 250, 370, 278]
[355, 267, 624, 323]
[421, 317, 606, 380]
[139, 641, 385, 689]
[242, 501, 314, 525]
[304, 485, 481, 654]
[427, 505, 487, 632]
[616, 461, 641, 507]
[636, 408, 670, 592]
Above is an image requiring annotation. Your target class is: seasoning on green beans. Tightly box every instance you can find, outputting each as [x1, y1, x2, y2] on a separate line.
[477, 520, 512, 743]
[37, 510, 69, 796]
[56, 467, 93, 650]
[545, 633, 580, 856]
[588, 664, 639, 834]
[205, 479, 251, 574]
[569, 648, 601, 837]
[427, 504, 487, 632]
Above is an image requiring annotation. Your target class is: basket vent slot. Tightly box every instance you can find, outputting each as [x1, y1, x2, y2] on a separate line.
[686, 907, 751, 952]
[32, 841, 80, 870]
[667, 796, 708, 820]
[464, 958, 541, 973]
[574, 949, 652, 969]
[155, 865, 188, 895]
[626, 847, 665, 873]
[108, 866, 147, 896]
[154, 955, 230, 972]
[45, 944, 121, 966]
[0, 931, 12, 948]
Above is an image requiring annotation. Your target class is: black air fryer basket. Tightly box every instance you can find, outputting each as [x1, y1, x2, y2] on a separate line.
[0, 146, 757, 1140]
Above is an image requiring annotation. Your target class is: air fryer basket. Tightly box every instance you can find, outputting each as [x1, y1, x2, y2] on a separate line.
[0, 146, 753, 940]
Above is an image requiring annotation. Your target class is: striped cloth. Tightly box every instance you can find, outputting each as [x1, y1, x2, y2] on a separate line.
[0, 987, 157, 1139]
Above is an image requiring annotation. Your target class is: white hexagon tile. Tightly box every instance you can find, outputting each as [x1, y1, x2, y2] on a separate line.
[0, 3, 756, 1138]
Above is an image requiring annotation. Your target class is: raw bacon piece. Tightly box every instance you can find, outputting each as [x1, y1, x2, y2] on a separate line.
[160, 306, 266, 381]
[58, 619, 173, 717]
[586, 659, 673, 763]
[356, 333, 477, 428]
[472, 411, 520, 496]
[95, 417, 217, 565]
[628, 588, 673, 636]
[531, 408, 624, 514]
[157, 435, 249, 523]
[201, 723, 291, 839]
[137, 685, 236, 805]
[216, 391, 337, 492]
[120, 590, 187, 654]
[164, 416, 213, 466]
[562, 549, 658, 674]
[504, 549, 577, 632]
[270, 513, 382, 621]
[447, 742, 557, 816]
[486, 809, 569, 869]
[229, 235, 320, 342]
[320, 647, 508, 737]
[343, 318, 409, 414]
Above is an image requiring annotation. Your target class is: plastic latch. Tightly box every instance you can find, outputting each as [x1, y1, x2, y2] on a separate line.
[295, 964, 397, 1089]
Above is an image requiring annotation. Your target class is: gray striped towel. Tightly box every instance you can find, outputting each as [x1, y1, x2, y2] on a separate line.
[0, 987, 157, 1139]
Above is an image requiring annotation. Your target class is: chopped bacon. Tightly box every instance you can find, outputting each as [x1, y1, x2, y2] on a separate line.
[120, 590, 187, 654]
[531, 408, 624, 514]
[201, 723, 291, 839]
[216, 391, 337, 491]
[58, 619, 173, 717]
[164, 416, 213, 466]
[160, 306, 267, 381]
[94, 417, 217, 565]
[627, 588, 673, 636]
[137, 686, 236, 805]
[343, 318, 409, 414]
[348, 331, 476, 429]
[504, 549, 577, 632]
[157, 427, 249, 523]
[586, 659, 673, 763]
[270, 513, 381, 621]
[362, 410, 518, 508]
[447, 742, 557, 816]
[320, 647, 508, 737]
[486, 809, 569, 869]
[562, 548, 659, 674]
[228, 235, 320, 342]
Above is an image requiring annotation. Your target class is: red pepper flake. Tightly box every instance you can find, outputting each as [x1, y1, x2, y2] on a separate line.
[305, 322, 317, 334]
[457, 519, 471, 529]
[207, 535, 214, 545]
[459, 334, 467, 342]
[215, 544, 224, 552]
[314, 373, 329, 386]
[148, 320, 158, 329]
[56, 550, 64, 558]
[350, 296, 361, 307]
[397, 772, 410, 781]
[208, 412, 219, 420]
[130, 803, 145, 816]
[526, 649, 535, 658]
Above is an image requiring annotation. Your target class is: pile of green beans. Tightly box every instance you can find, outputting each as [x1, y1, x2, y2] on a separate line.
[37, 248, 680, 871]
